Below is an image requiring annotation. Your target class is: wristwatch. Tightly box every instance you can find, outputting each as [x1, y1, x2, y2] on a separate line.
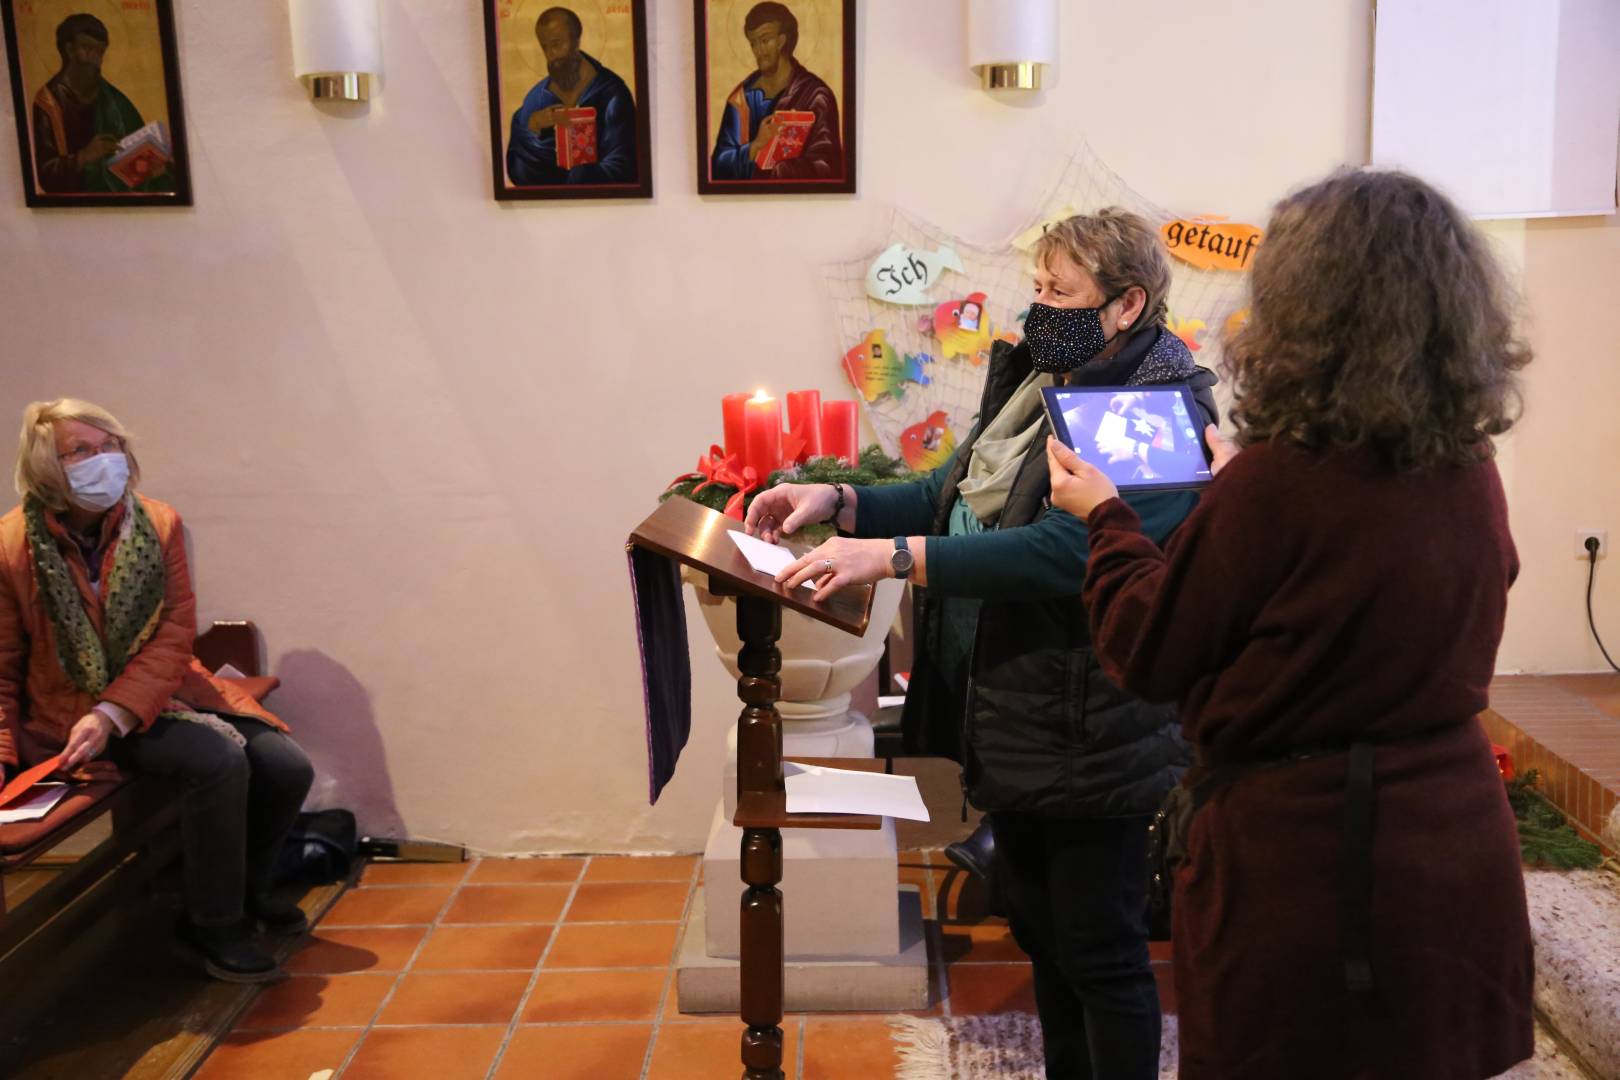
[890, 536, 914, 580]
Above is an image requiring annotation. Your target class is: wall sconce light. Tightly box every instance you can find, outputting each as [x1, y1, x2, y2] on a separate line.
[289, 0, 383, 103]
[967, 0, 1058, 91]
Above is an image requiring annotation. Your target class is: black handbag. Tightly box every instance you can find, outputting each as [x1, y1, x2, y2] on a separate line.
[1145, 766, 1241, 941]
[272, 808, 358, 886]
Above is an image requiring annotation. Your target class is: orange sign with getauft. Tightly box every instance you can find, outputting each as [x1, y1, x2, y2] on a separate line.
[1161, 218, 1264, 272]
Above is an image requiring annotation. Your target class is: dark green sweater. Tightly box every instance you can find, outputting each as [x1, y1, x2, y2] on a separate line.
[853, 451, 1198, 600]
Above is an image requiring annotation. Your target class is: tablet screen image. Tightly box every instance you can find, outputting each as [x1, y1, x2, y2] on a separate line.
[1042, 385, 1213, 493]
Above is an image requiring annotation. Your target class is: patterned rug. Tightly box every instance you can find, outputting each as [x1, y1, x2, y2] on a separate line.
[888, 1015, 1590, 1079]
[889, 1014, 1178, 1079]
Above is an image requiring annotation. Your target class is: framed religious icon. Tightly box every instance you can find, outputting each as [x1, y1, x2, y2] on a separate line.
[481, 0, 653, 201]
[694, 0, 856, 196]
[1, 0, 192, 207]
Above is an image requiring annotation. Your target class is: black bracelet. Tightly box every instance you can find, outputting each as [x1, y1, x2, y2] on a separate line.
[824, 482, 846, 526]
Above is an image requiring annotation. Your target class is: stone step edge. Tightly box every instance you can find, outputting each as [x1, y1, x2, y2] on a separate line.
[1523, 869, 1620, 1080]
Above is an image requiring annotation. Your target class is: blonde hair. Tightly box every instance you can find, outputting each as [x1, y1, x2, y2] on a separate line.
[1032, 208, 1171, 336]
[14, 398, 140, 511]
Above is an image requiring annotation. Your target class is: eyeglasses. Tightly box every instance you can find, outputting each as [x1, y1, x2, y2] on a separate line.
[58, 436, 124, 466]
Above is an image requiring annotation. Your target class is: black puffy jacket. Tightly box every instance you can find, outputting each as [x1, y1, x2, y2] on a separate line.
[900, 328, 1216, 817]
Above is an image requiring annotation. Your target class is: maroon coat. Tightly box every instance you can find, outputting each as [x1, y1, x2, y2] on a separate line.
[1082, 441, 1532, 1079]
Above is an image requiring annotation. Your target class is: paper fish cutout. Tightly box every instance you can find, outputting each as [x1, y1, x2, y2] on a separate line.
[865, 243, 964, 305]
[1224, 307, 1251, 339]
[932, 292, 995, 365]
[1012, 204, 1082, 253]
[899, 410, 956, 472]
[1166, 311, 1207, 353]
[841, 330, 932, 403]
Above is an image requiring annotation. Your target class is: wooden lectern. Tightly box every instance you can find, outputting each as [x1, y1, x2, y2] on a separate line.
[629, 497, 881, 1080]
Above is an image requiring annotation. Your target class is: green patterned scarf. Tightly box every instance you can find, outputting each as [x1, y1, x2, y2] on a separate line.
[25, 495, 167, 696]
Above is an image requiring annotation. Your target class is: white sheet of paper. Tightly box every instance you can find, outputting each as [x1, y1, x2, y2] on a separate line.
[726, 530, 815, 591]
[783, 761, 930, 822]
[1096, 410, 1127, 445]
[0, 783, 67, 824]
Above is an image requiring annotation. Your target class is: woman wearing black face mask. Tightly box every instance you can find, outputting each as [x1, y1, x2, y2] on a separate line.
[746, 210, 1218, 1079]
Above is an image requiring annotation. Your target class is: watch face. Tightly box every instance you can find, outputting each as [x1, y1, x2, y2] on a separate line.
[892, 549, 915, 575]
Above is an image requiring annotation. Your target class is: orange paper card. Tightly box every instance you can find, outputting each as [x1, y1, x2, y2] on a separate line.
[0, 754, 64, 810]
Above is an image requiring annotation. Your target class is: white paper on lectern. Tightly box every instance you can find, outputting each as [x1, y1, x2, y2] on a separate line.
[0, 783, 67, 824]
[726, 530, 815, 590]
[783, 761, 930, 822]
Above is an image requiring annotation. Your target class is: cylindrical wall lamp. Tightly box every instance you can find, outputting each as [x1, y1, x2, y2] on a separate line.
[289, 0, 383, 103]
[966, 0, 1058, 91]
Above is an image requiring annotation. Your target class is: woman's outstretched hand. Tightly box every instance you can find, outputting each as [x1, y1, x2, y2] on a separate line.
[744, 483, 837, 545]
[1046, 437, 1120, 519]
[776, 536, 893, 600]
[1205, 424, 1240, 475]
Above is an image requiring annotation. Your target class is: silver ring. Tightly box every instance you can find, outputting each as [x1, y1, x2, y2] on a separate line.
[823, 559, 834, 571]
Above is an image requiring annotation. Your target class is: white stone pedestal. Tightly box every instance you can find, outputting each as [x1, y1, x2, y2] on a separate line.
[701, 801, 901, 958]
[674, 708, 930, 1013]
[676, 887, 931, 1013]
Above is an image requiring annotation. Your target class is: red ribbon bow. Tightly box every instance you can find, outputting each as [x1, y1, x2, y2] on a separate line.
[668, 445, 762, 520]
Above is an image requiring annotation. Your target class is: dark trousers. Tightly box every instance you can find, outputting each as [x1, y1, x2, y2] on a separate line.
[112, 714, 314, 928]
[990, 811, 1161, 1080]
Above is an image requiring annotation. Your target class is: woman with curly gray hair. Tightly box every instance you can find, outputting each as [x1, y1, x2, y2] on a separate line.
[1047, 169, 1533, 1078]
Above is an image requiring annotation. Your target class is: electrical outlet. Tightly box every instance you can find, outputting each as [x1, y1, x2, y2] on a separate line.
[1575, 529, 1607, 559]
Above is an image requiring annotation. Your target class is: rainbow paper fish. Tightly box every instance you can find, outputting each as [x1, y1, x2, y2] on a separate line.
[841, 330, 932, 403]
[899, 410, 956, 471]
[1167, 310, 1207, 353]
[932, 292, 994, 365]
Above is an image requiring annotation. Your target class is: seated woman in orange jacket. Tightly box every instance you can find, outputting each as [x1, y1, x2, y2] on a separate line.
[0, 398, 314, 983]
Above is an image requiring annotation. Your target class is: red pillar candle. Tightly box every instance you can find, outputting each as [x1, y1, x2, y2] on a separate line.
[743, 390, 783, 478]
[722, 393, 751, 459]
[785, 389, 822, 463]
[820, 400, 859, 465]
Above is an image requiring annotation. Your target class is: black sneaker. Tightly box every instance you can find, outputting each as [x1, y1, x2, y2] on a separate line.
[943, 820, 996, 880]
[249, 894, 310, 936]
[178, 919, 281, 983]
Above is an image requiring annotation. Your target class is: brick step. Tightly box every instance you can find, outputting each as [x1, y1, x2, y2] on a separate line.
[1483, 676, 1620, 851]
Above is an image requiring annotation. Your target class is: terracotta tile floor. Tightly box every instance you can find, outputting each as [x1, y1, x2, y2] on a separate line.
[198, 850, 1176, 1079]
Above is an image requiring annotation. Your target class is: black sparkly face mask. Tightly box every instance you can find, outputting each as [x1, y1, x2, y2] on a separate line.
[1023, 297, 1118, 373]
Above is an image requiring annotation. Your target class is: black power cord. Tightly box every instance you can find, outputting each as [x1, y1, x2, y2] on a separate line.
[1585, 537, 1620, 673]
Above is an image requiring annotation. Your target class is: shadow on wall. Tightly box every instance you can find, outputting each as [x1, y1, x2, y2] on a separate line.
[274, 648, 404, 840]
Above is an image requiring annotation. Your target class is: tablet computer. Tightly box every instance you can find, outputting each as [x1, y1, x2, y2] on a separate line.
[1042, 384, 1213, 493]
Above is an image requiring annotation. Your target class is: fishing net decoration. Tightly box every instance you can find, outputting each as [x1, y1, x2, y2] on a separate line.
[822, 143, 1253, 461]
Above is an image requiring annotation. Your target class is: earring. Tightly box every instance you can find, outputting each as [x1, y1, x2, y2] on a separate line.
[1121, 320, 1130, 328]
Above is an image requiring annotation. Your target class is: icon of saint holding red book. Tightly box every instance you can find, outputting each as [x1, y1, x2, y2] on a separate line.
[507, 6, 639, 186]
[710, 2, 843, 182]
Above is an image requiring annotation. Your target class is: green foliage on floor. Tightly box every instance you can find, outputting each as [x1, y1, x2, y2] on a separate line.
[1508, 770, 1605, 870]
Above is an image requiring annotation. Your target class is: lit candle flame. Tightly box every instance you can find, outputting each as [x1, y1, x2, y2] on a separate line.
[752, 388, 770, 402]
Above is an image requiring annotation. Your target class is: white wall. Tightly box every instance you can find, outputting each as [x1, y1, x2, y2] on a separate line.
[0, 0, 1613, 853]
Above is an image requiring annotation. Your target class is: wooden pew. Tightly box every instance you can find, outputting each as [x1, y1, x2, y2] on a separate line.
[0, 621, 275, 990]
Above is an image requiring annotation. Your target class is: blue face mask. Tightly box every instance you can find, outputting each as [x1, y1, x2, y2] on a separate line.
[64, 453, 130, 512]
